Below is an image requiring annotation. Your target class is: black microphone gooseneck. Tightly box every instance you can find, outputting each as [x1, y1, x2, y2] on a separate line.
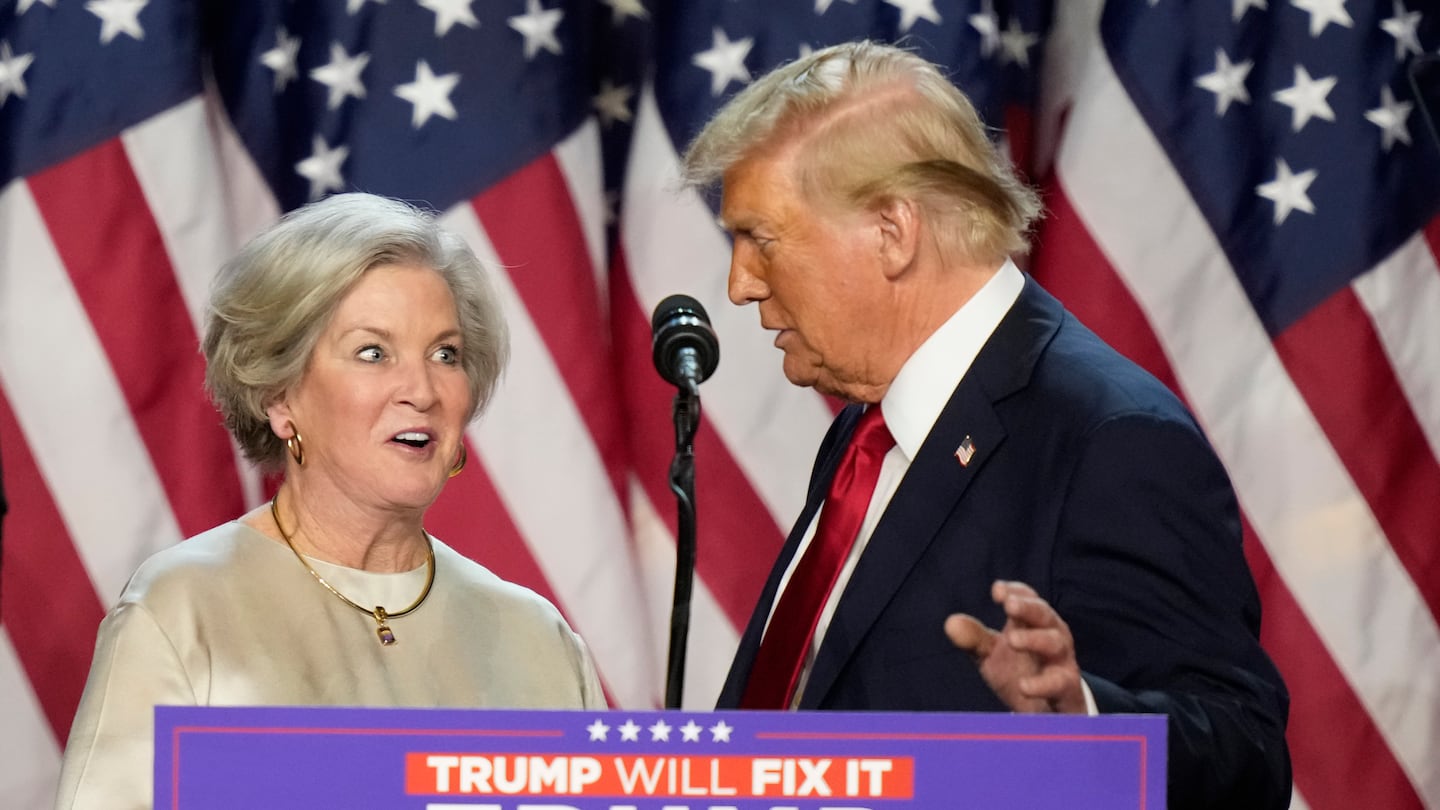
[650, 295, 720, 709]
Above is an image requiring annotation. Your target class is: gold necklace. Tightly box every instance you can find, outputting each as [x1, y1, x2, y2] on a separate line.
[270, 495, 435, 647]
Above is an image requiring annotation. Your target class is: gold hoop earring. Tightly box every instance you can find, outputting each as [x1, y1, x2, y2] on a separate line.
[449, 444, 467, 478]
[286, 425, 305, 467]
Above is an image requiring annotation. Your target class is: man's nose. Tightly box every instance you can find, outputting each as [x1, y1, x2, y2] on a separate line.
[727, 244, 768, 305]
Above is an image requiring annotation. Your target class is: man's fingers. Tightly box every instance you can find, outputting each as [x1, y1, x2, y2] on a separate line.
[1018, 666, 1081, 700]
[991, 579, 1038, 603]
[1004, 627, 1070, 659]
[1002, 594, 1063, 629]
[944, 613, 996, 658]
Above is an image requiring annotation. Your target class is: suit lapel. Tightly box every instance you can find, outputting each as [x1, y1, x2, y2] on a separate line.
[799, 277, 1064, 708]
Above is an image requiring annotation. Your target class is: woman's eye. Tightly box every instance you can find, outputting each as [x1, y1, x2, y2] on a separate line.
[358, 346, 384, 362]
[433, 345, 460, 364]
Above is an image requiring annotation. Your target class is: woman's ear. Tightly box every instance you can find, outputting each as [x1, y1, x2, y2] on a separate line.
[875, 195, 920, 280]
[265, 396, 295, 439]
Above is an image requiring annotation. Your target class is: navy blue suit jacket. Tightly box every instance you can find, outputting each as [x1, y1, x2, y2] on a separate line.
[717, 278, 1290, 809]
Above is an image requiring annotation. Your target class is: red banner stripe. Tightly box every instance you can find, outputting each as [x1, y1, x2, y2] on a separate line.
[612, 258, 787, 630]
[0, 385, 106, 743]
[425, 440, 561, 609]
[24, 140, 243, 539]
[1028, 177, 1181, 395]
[471, 155, 629, 504]
[1032, 179, 1423, 809]
[1425, 215, 1440, 267]
[424, 437, 620, 707]
[1243, 527, 1424, 810]
[1273, 286, 1440, 621]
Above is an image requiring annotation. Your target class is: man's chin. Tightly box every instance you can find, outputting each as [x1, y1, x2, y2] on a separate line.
[779, 359, 821, 390]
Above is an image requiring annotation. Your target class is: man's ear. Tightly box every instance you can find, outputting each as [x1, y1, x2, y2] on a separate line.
[875, 195, 920, 280]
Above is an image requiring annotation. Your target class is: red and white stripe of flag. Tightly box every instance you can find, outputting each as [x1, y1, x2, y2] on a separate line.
[1032, 4, 1440, 808]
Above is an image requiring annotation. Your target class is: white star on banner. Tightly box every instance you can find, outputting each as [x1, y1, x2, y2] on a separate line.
[394, 60, 460, 128]
[815, 0, 858, 14]
[692, 27, 752, 96]
[85, 0, 148, 45]
[680, 720, 703, 742]
[618, 720, 641, 742]
[968, 0, 1000, 58]
[586, 719, 610, 741]
[1365, 85, 1414, 151]
[648, 720, 673, 742]
[1290, 0, 1354, 38]
[295, 135, 349, 200]
[0, 41, 35, 108]
[346, 0, 385, 14]
[260, 28, 300, 92]
[418, 0, 479, 37]
[1195, 49, 1253, 116]
[883, 0, 941, 33]
[601, 0, 648, 25]
[999, 17, 1039, 67]
[709, 720, 734, 743]
[1257, 157, 1317, 224]
[1233, 0, 1267, 21]
[508, 0, 564, 60]
[18, 0, 57, 14]
[592, 79, 634, 127]
[1380, 0, 1423, 61]
[1272, 65, 1337, 132]
[310, 42, 370, 110]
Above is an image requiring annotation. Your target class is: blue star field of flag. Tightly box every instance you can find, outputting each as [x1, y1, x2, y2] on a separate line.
[660, 0, 1050, 177]
[206, 0, 600, 211]
[2, 0, 1055, 230]
[1102, 0, 1440, 336]
[595, 0, 1053, 216]
[1, 0, 202, 186]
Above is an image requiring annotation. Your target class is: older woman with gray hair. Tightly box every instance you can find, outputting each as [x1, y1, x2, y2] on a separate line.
[55, 193, 604, 810]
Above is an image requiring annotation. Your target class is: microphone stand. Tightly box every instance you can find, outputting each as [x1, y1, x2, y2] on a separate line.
[664, 380, 701, 709]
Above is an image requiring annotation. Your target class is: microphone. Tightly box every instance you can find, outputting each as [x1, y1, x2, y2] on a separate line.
[651, 294, 720, 393]
[649, 294, 718, 708]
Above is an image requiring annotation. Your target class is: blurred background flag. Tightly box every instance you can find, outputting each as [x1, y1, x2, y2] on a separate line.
[2, 1, 1437, 809]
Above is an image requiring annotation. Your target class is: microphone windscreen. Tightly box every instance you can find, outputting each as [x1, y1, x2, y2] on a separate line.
[651, 294, 710, 333]
[651, 294, 720, 387]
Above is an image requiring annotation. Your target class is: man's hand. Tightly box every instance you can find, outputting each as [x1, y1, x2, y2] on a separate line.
[944, 580, 1087, 714]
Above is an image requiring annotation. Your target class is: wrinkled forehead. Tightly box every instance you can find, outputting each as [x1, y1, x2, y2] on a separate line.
[717, 147, 809, 227]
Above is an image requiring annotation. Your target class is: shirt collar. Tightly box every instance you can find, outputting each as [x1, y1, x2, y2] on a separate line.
[880, 259, 1024, 461]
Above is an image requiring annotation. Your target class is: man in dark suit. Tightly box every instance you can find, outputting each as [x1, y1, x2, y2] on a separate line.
[682, 41, 1290, 809]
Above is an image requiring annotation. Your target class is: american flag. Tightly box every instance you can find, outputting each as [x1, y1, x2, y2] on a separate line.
[1, 0, 1437, 808]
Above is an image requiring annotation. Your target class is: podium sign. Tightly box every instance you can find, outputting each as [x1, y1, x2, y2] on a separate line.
[154, 706, 1164, 809]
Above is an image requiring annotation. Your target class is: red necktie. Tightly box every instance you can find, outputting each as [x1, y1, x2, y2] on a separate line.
[740, 405, 895, 709]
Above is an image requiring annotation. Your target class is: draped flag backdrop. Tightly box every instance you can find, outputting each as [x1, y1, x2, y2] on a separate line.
[1, 1, 1437, 808]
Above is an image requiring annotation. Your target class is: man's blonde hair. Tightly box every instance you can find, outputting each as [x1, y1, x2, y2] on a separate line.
[682, 40, 1041, 265]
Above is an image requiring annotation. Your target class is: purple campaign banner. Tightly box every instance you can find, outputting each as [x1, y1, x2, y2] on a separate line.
[154, 706, 1164, 809]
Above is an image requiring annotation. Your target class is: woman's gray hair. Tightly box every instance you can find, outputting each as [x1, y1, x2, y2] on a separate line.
[202, 192, 509, 468]
[681, 40, 1042, 264]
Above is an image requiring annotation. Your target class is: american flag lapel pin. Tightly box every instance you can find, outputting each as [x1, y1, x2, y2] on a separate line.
[954, 435, 976, 467]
